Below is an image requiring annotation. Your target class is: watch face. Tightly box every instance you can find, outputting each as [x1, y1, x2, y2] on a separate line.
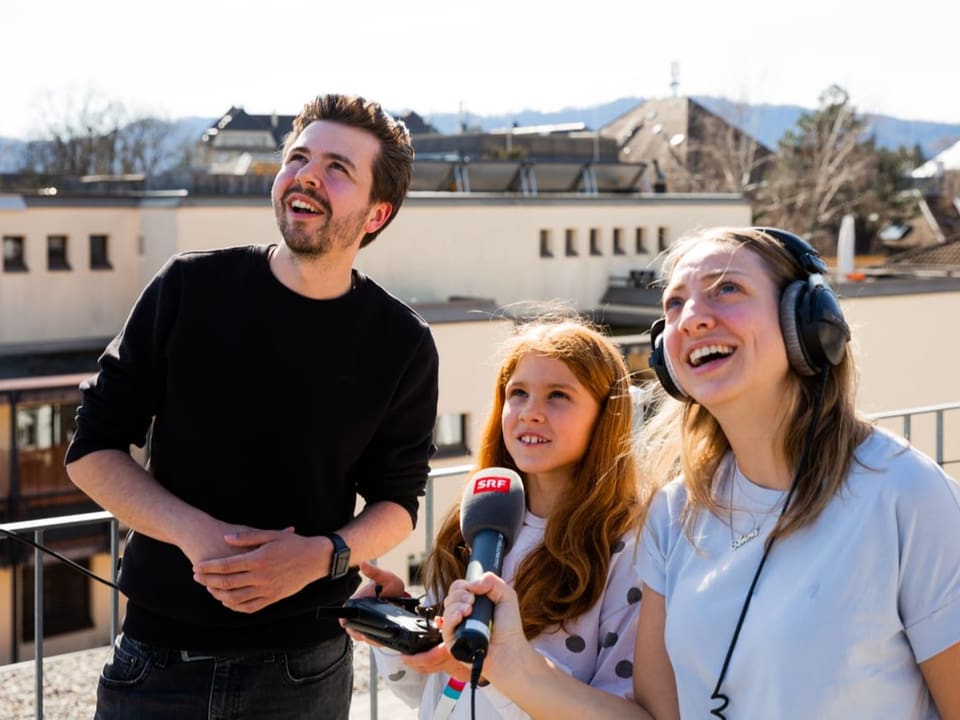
[333, 551, 350, 577]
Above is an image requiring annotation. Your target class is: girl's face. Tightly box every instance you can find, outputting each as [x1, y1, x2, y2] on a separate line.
[502, 354, 600, 485]
[661, 239, 791, 414]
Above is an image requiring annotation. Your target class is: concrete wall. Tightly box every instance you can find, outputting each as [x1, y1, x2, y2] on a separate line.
[3, 193, 752, 346]
[840, 288, 960, 470]
[356, 196, 751, 310]
[0, 206, 141, 344]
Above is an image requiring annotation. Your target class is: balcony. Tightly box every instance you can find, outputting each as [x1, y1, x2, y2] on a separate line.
[1, 402, 958, 719]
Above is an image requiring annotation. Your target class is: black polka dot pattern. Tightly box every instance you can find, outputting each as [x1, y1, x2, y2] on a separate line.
[627, 586, 642, 604]
[615, 660, 633, 678]
[388, 670, 406, 682]
[565, 635, 586, 653]
[612, 539, 625, 553]
[600, 632, 618, 648]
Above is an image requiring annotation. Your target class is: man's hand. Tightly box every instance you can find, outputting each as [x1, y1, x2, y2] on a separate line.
[191, 528, 320, 613]
[353, 560, 407, 598]
[177, 519, 264, 568]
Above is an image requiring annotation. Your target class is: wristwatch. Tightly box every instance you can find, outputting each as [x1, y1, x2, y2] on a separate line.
[324, 532, 351, 580]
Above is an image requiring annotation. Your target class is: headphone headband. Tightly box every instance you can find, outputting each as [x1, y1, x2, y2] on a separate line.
[754, 227, 828, 275]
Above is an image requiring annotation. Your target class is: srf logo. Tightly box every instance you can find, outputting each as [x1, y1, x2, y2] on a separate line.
[473, 476, 511, 494]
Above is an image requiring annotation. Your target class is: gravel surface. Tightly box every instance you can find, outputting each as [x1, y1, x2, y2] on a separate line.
[0, 643, 417, 719]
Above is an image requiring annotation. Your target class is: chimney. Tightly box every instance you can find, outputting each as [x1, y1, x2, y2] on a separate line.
[837, 213, 856, 277]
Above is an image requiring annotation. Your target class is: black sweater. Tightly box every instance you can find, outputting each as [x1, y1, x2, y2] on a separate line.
[66, 244, 439, 650]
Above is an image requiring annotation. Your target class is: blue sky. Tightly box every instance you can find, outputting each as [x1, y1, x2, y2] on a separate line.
[4, 0, 957, 139]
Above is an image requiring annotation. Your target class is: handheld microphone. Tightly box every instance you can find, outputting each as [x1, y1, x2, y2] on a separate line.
[449, 467, 525, 666]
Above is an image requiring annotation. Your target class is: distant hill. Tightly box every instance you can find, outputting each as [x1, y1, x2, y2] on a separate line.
[0, 139, 23, 172]
[3, 100, 958, 172]
[0, 116, 214, 173]
[420, 97, 644, 135]
[418, 96, 960, 160]
[694, 97, 960, 158]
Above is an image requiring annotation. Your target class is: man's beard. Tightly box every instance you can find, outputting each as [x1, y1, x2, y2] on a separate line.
[275, 200, 369, 257]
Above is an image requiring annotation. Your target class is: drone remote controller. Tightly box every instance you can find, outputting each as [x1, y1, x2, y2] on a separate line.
[339, 596, 442, 655]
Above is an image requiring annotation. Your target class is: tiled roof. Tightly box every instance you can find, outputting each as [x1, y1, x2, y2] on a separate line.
[204, 107, 295, 146]
[881, 239, 960, 269]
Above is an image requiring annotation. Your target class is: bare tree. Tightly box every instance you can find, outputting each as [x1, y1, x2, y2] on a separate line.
[757, 85, 874, 246]
[687, 102, 773, 196]
[115, 117, 180, 175]
[17, 90, 191, 177]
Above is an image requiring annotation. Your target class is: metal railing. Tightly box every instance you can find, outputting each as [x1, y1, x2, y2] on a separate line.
[2, 397, 959, 719]
[867, 401, 959, 470]
[0, 464, 472, 720]
[1, 511, 121, 720]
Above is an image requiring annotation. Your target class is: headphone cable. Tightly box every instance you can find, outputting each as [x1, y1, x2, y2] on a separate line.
[709, 372, 828, 718]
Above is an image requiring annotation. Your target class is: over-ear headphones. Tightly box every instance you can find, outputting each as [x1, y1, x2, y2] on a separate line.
[648, 227, 850, 400]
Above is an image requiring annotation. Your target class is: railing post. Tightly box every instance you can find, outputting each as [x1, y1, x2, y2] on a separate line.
[425, 475, 434, 558]
[34, 529, 44, 720]
[369, 645, 378, 720]
[10, 561, 17, 665]
[936, 410, 944, 466]
[110, 518, 120, 641]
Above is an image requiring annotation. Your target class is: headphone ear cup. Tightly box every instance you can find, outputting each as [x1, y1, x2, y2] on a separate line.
[779, 280, 817, 376]
[648, 318, 688, 400]
[780, 276, 851, 376]
[803, 277, 850, 368]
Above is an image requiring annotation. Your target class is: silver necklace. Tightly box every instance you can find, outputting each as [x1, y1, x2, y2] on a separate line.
[727, 461, 785, 551]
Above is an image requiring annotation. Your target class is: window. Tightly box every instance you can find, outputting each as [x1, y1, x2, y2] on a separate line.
[565, 229, 578, 257]
[658, 226, 669, 252]
[589, 228, 602, 256]
[17, 403, 71, 450]
[3, 235, 27, 272]
[613, 228, 625, 255]
[433, 413, 468, 458]
[635, 228, 647, 254]
[539, 229, 553, 258]
[47, 235, 70, 270]
[22, 560, 94, 641]
[90, 234, 112, 270]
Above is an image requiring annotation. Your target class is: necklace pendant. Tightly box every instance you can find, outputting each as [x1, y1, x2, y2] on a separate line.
[731, 527, 759, 551]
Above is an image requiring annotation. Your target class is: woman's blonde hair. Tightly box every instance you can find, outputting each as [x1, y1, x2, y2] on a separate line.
[424, 315, 642, 638]
[639, 227, 873, 541]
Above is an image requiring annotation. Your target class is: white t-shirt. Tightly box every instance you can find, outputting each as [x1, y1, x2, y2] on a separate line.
[639, 427, 960, 719]
[374, 511, 642, 719]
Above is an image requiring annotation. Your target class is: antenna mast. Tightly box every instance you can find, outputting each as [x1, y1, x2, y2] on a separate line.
[670, 61, 680, 97]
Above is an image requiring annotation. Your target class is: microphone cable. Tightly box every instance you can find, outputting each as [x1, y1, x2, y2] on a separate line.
[470, 654, 484, 720]
[709, 372, 828, 718]
[0, 526, 121, 591]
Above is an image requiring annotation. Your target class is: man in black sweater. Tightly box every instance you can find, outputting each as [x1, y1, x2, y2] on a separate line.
[65, 94, 439, 720]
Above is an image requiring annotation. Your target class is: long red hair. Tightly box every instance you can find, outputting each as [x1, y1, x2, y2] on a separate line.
[424, 317, 642, 637]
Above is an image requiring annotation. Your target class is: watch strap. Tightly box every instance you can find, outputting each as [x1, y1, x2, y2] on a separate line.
[325, 532, 351, 579]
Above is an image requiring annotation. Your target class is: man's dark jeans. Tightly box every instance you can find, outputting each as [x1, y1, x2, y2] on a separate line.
[94, 632, 353, 719]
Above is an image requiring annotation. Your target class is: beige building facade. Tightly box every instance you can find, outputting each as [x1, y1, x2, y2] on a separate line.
[3, 188, 960, 664]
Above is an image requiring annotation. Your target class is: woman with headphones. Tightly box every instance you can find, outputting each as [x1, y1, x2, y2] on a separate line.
[635, 226, 960, 718]
[441, 227, 960, 719]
